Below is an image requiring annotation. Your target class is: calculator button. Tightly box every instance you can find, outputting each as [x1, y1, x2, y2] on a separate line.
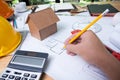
[29, 79, 35, 80]
[2, 74, 8, 78]
[0, 78, 5, 80]
[23, 73, 30, 77]
[14, 72, 22, 75]
[21, 77, 28, 80]
[8, 75, 15, 79]
[30, 74, 37, 78]
[15, 76, 21, 80]
[5, 70, 11, 73]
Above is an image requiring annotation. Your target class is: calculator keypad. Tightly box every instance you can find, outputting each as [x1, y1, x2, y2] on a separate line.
[0, 68, 41, 80]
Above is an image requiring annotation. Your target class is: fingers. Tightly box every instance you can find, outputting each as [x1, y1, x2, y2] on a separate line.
[64, 33, 78, 45]
[66, 43, 80, 55]
[64, 30, 95, 56]
[64, 32, 82, 56]
[67, 50, 76, 56]
[65, 30, 92, 45]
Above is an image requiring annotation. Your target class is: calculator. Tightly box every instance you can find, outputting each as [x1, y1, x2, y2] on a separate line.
[0, 50, 48, 80]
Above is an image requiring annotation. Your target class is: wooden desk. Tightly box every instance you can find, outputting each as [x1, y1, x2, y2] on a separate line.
[0, 55, 53, 80]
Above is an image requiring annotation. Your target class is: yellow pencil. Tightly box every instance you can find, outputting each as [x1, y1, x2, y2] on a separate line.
[64, 9, 109, 48]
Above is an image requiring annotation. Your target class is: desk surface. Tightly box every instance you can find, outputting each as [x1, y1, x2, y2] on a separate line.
[0, 1, 120, 80]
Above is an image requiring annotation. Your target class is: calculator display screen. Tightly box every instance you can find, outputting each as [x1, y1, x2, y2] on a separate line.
[11, 55, 45, 68]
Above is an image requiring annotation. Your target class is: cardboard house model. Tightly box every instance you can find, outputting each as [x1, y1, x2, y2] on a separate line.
[26, 8, 59, 40]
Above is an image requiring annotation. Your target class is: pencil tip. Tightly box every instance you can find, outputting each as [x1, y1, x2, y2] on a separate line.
[63, 45, 66, 49]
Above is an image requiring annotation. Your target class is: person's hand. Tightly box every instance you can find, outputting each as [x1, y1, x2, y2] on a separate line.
[64, 30, 110, 64]
[64, 30, 120, 80]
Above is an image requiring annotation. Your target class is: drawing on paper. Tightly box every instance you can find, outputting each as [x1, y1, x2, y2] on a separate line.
[42, 38, 65, 55]
[82, 64, 108, 80]
[72, 21, 102, 33]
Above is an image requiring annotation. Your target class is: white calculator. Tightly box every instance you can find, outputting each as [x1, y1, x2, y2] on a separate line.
[0, 50, 48, 80]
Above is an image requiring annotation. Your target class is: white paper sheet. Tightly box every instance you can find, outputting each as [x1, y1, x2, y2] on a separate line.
[20, 16, 120, 80]
[41, 16, 116, 80]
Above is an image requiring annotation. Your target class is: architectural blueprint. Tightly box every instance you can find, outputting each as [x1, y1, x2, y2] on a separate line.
[20, 16, 120, 80]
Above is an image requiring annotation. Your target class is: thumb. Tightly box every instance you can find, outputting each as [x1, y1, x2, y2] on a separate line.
[66, 44, 79, 54]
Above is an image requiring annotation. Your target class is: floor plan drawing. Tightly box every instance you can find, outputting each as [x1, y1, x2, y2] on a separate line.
[42, 38, 65, 55]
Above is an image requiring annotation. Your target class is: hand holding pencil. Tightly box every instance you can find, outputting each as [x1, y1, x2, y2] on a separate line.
[64, 9, 120, 80]
[64, 9, 109, 48]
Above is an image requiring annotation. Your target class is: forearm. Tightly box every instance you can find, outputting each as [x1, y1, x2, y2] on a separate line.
[96, 51, 120, 80]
